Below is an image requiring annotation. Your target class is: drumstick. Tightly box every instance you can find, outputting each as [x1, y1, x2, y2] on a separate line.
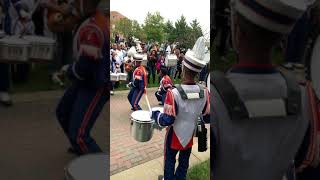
[145, 93, 152, 112]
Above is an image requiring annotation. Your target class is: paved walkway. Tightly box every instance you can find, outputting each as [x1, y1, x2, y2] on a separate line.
[110, 87, 210, 175]
[0, 90, 109, 180]
[110, 142, 210, 180]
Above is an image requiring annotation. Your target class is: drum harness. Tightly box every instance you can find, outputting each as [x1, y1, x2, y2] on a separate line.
[175, 84, 208, 152]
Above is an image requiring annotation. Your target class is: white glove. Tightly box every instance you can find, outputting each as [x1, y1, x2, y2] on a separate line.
[61, 65, 70, 73]
[20, 10, 31, 20]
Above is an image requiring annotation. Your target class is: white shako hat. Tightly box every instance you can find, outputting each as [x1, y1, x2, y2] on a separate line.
[184, 36, 208, 73]
[133, 53, 144, 61]
[127, 47, 136, 57]
[231, 0, 309, 34]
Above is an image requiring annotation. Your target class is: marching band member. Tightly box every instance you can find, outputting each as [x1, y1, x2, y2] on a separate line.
[155, 67, 173, 105]
[211, 0, 311, 179]
[127, 53, 147, 111]
[151, 37, 210, 180]
[56, 0, 108, 155]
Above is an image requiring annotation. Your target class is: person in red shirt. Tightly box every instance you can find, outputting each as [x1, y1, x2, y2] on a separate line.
[155, 67, 173, 105]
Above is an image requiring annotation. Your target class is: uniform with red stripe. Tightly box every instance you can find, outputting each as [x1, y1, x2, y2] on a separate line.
[127, 64, 147, 111]
[155, 70, 173, 105]
[152, 84, 210, 179]
[56, 10, 109, 155]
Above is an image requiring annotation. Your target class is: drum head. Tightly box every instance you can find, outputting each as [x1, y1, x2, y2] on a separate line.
[151, 107, 164, 113]
[65, 154, 108, 180]
[131, 110, 151, 122]
[311, 35, 320, 99]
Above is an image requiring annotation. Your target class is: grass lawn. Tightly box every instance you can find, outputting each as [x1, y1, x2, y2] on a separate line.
[113, 72, 182, 91]
[187, 160, 210, 180]
[11, 64, 65, 93]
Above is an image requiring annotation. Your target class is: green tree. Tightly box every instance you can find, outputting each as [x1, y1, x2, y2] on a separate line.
[143, 12, 165, 42]
[187, 19, 203, 48]
[114, 18, 133, 39]
[131, 20, 144, 41]
[164, 20, 176, 43]
[174, 15, 192, 48]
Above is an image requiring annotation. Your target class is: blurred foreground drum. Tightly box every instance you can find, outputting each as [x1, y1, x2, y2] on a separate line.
[118, 73, 127, 81]
[165, 54, 177, 67]
[0, 36, 30, 62]
[23, 36, 56, 61]
[110, 73, 119, 82]
[65, 154, 108, 180]
[130, 110, 154, 142]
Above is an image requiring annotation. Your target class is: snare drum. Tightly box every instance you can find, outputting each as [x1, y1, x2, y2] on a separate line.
[0, 36, 30, 62]
[118, 73, 127, 81]
[110, 73, 119, 82]
[65, 154, 108, 180]
[141, 54, 148, 67]
[165, 54, 177, 67]
[130, 110, 154, 142]
[23, 35, 56, 61]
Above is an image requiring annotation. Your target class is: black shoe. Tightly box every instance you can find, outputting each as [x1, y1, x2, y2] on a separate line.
[158, 175, 164, 180]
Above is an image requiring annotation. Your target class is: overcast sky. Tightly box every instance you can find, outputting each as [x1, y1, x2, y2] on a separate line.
[111, 0, 210, 40]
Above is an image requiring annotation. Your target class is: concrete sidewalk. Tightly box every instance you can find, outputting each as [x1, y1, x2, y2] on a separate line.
[110, 143, 210, 180]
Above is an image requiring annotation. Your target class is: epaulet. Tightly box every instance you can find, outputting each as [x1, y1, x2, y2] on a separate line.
[77, 21, 104, 61]
[164, 89, 176, 117]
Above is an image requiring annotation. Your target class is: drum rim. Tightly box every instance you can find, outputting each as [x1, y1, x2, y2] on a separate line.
[131, 118, 154, 123]
[65, 153, 108, 178]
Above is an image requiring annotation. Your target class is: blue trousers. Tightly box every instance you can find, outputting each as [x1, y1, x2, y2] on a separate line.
[0, 63, 10, 91]
[164, 127, 192, 180]
[155, 91, 166, 104]
[127, 88, 143, 110]
[56, 85, 108, 155]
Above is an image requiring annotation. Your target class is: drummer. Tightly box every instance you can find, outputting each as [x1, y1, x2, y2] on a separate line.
[211, 0, 312, 179]
[155, 67, 173, 105]
[151, 37, 210, 180]
[55, 0, 108, 155]
[127, 53, 147, 111]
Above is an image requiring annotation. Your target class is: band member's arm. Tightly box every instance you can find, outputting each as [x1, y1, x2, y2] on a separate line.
[152, 90, 178, 127]
[66, 26, 103, 81]
[202, 88, 210, 123]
